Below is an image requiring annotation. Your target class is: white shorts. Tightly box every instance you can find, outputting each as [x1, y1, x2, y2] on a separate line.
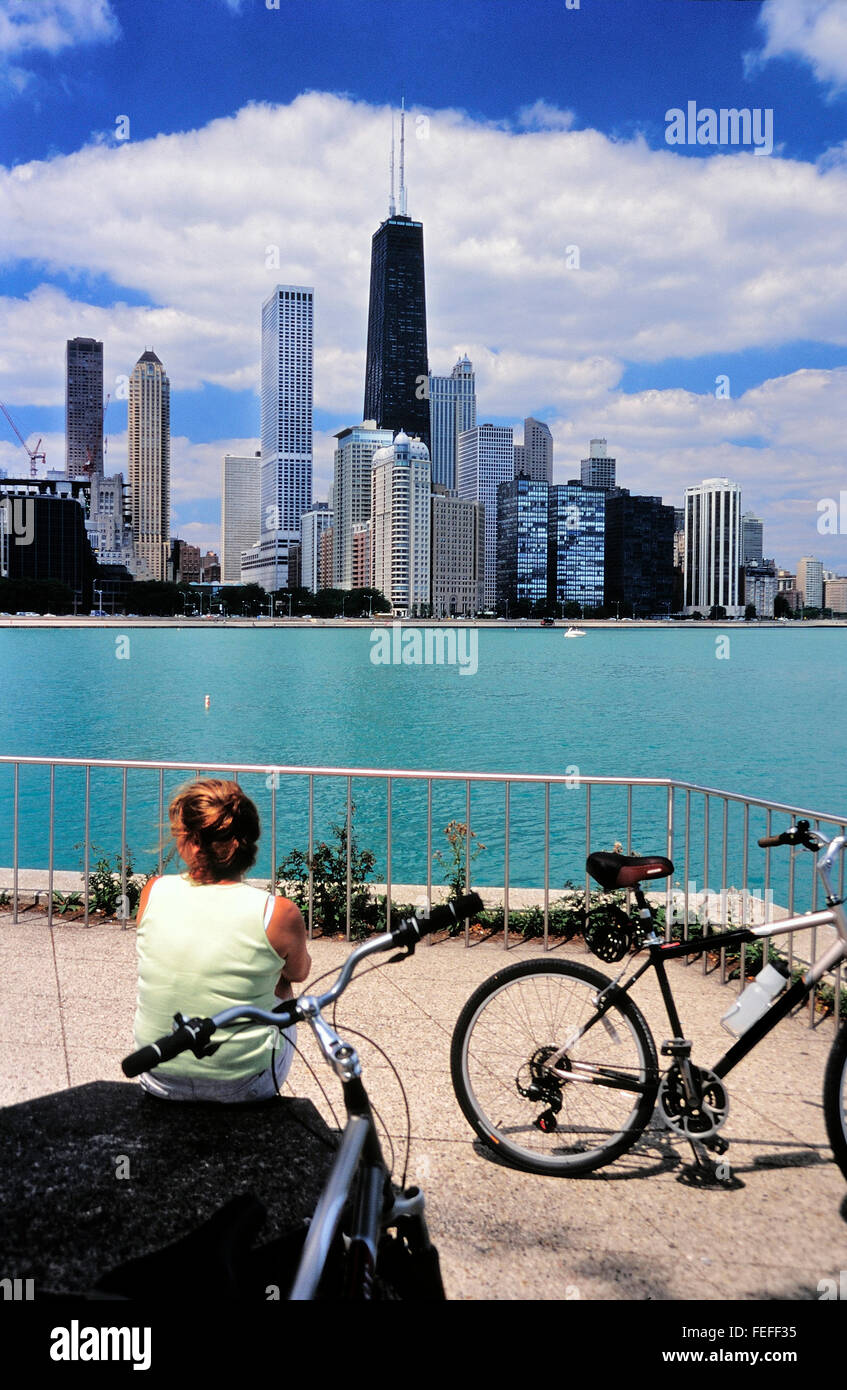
[138, 1028, 296, 1102]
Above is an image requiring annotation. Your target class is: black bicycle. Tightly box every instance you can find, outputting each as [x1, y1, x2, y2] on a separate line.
[112, 891, 483, 1300]
[451, 824, 847, 1178]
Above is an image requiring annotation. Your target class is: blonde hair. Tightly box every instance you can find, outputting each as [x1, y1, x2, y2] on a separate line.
[168, 779, 260, 884]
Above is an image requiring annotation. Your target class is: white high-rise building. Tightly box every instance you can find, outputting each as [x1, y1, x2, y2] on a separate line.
[796, 557, 823, 608]
[301, 502, 332, 593]
[428, 355, 476, 491]
[222, 452, 262, 583]
[371, 431, 431, 615]
[128, 349, 170, 582]
[683, 477, 743, 616]
[260, 285, 313, 544]
[332, 421, 393, 588]
[458, 423, 514, 610]
[580, 438, 616, 491]
[515, 417, 553, 484]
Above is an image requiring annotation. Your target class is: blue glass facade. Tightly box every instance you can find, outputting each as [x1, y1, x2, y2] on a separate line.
[548, 483, 605, 609]
[496, 478, 549, 610]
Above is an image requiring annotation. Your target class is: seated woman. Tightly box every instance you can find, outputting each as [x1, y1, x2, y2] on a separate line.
[133, 778, 311, 1102]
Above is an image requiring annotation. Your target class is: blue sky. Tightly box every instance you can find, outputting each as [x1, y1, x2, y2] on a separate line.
[1, 0, 846, 569]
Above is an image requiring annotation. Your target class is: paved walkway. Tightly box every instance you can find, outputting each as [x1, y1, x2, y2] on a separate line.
[2, 912, 846, 1301]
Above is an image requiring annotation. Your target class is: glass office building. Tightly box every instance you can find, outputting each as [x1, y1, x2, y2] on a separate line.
[496, 478, 549, 611]
[548, 483, 605, 610]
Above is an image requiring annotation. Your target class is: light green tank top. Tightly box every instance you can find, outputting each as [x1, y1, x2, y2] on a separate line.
[134, 874, 286, 1080]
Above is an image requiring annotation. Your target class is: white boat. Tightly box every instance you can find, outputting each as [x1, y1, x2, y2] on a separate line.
[564, 626, 586, 638]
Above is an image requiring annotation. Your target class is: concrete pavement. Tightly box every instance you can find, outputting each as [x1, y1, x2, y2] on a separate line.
[1, 910, 845, 1301]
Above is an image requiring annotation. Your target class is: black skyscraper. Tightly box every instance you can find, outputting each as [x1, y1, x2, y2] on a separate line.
[363, 212, 429, 448]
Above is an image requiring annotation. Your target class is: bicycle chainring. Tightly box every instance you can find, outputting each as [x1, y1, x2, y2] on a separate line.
[658, 1062, 729, 1139]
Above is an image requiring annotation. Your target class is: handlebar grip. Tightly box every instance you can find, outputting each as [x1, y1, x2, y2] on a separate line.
[121, 1017, 216, 1077]
[758, 834, 786, 848]
[416, 892, 485, 939]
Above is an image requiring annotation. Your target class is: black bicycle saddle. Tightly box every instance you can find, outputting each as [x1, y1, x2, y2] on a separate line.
[586, 852, 674, 892]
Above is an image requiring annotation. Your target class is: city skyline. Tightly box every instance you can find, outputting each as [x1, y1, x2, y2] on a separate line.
[1, 0, 846, 570]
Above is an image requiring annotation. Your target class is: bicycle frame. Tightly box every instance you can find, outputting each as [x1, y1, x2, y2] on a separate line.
[550, 834, 847, 1093]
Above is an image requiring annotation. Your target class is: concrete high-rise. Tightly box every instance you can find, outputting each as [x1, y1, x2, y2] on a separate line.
[428, 356, 476, 490]
[128, 349, 170, 582]
[221, 452, 261, 583]
[261, 285, 313, 543]
[431, 485, 484, 618]
[580, 438, 616, 491]
[66, 337, 104, 479]
[683, 477, 742, 616]
[796, 557, 823, 608]
[458, 423, 514, 610]
[515, 418, 553, 484]
[332, 422, 392, 588]
[363, 108, 429, 447]
[370, 431, 431, 615]
[301, 502, 332, 594]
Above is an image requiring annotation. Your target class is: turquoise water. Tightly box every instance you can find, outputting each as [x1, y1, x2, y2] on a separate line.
[1, 626, 845, 890]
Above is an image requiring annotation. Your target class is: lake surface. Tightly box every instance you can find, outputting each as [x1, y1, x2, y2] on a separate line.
[1, 626, 845, 890]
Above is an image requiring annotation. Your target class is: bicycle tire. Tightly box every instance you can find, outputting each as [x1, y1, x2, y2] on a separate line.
[823, 1022, 847, 1182]
[450, 958, 659, 1176]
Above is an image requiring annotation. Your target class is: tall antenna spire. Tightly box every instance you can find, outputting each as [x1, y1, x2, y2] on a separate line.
[399, 91, 407, 216]
[389, 109, 396, 217]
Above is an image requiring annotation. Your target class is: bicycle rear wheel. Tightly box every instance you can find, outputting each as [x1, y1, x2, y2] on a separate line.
[451, 959, 659, 1176]
[823, 1022, 847, 1182]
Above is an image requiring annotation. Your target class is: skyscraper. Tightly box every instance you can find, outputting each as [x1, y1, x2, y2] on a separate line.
[683, 477, 742, 616]
[261, 285, 313, 543]
[429, 356, 476, 490]
[497, 477, 549, 612]
[796, 557, 823, 608]
[66, 337, 104, 479]
[515, 418, 553, 484]
[604, 490, 675, 617]
[370, 431, 431, 615]
[301, 502, 332, 594]
[742, 512, 764, 565]
[332, 421, 392, 588]
[128, 349, 170, 582]
[221, 452, 262, 583]
[580, 438, 616, 491]
[363, 107, 429, 446]
[431, 485, 484, 618]
[458, 423, 515, 610]
[549, 482, 606, 611]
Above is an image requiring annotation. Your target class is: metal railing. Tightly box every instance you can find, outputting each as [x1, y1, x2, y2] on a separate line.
[1, 755, 844, 1024]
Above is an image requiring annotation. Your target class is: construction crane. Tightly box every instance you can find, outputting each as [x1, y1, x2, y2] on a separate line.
[0, 399, 45, 478]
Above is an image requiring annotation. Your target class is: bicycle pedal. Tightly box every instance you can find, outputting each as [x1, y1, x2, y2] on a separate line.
[703, 1136, 729, 1156]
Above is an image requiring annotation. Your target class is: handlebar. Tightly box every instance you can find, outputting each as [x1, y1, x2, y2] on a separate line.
[121, 892, 484, 1079]
[758, 819, 823, 852]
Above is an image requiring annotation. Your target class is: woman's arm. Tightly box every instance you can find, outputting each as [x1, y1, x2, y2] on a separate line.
[266, 895, 311, 996]
[135, 876, 160, 926]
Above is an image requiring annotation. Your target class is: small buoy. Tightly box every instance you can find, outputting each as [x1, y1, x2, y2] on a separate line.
[204, 695, 210, 708]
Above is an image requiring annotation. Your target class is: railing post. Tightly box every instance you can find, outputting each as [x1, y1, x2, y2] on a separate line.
[47, 763, 55, 928]
[84, 765, 91, 927]
[386, 776, 392, 932]
[12, 761, 19, 925]
[503, 781, 510, 950]
[346, 776, 352, 943]
[426, 778, 432, 946]
[665, 783, 674, 943]
[543, 781, 550, 951]
[120, 766, 128, 928]
[307, 774, 314, 940]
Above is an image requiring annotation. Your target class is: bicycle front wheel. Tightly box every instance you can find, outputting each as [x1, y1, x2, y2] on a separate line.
[451, 959, 659, 1176]
[823, 1022, 847, 1182]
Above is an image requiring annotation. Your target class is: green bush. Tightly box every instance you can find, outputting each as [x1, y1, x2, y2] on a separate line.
[275, 805, 377, 937]
[77, 845, 146, 918]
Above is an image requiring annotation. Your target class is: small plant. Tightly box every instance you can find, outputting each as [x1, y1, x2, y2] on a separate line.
[275, 804, 378, 937]
[51, 891, 83, 916]
[0, 889, 10, 909]
[433, 820, 486, 904]
[77, 845, 146, 918]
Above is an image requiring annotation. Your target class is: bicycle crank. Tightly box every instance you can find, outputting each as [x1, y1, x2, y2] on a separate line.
[516, 1047, 564, 1133]
[658, 1063, 729, 1140]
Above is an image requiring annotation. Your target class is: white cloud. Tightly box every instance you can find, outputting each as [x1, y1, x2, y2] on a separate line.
[754, 0, 847, 91]
[0, 0, 118, 57]
[515, 100, 576, 132]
